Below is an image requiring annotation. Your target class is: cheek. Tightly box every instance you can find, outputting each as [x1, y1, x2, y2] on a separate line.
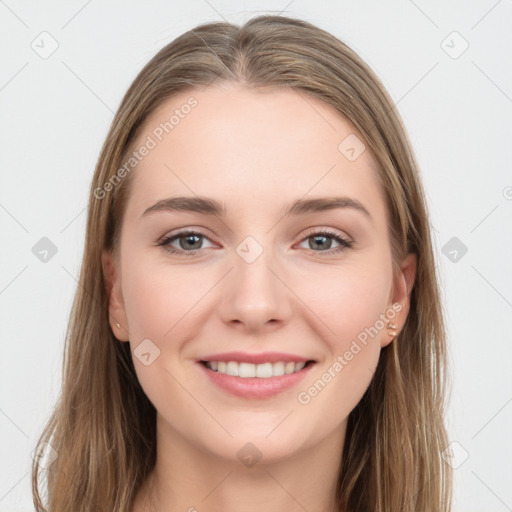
[120, 259, 202, 417]
[122, 255, 209, 342]
[291, 259, 390, 409]
[294, 266, 390, 419]
[120, 257, 213, 396]
[294, 258, 392, 346]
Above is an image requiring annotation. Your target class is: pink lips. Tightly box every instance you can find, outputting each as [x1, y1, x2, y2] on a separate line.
[197, 352, 315, 400]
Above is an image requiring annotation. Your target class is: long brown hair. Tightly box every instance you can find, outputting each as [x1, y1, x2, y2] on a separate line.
[32, 14, 452, 511]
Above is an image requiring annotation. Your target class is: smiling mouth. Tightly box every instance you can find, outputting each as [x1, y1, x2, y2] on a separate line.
[200, 360, 315, 378]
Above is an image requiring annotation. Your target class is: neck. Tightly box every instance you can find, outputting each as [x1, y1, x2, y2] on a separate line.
[134, 414, 346, 512]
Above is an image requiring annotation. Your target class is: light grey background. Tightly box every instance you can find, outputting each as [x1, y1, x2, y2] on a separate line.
[1, 1, 511, 511]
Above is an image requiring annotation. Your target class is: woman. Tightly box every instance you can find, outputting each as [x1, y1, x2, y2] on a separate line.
[32, 14, 452, 512]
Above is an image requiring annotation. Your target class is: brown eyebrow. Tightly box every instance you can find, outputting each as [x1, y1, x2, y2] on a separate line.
[141, 196, 227, 218]
[141, 195, 372, 222]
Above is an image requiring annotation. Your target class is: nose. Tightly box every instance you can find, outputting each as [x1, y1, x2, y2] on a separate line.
[217, 241, 293, 333]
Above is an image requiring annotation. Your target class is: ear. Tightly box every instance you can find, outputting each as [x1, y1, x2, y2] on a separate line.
[102, 250, 129, 342]
[381, 252, 417, 348]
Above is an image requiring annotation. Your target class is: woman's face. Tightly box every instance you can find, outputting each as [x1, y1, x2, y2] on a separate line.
[103, 83, 416, 463]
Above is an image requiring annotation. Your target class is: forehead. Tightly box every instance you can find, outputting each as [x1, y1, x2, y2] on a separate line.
[124, 83, 386, 225]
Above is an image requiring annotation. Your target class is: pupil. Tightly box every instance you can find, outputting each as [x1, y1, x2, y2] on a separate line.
[311, 235, 331, 250]
[182, 234, 201, 250]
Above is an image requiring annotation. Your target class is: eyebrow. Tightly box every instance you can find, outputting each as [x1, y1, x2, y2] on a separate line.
[141, 195, 372, 222]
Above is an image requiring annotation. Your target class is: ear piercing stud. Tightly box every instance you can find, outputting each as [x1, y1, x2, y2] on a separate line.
[387, 322, 398, 337]
[116, 322, 121, 329]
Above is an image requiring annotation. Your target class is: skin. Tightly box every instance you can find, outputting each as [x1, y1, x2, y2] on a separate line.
[102, 83, 416, 512]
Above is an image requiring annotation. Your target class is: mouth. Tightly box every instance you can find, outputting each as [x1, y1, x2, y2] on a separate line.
[199, 359, 316, 378]
[196, 351, 317, 399]
[198, 358, 316, 399]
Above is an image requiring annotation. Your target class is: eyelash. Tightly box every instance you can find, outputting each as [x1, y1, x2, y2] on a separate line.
[156, 228, 353, 257]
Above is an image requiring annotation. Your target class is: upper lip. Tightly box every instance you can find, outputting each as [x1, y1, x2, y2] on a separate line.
[199, 352, 314, 364]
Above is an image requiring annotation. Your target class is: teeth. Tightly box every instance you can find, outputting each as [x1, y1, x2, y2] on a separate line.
[205, 360, 308, 378]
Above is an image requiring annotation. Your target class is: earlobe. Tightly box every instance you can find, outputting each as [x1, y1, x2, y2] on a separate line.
[382, 252, 417, 347]
[102, 250, 129, 342]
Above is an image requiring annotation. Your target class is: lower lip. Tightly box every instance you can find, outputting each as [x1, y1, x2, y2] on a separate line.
[198, 362, 315, 400]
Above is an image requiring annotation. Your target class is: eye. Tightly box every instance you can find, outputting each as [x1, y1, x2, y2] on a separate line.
[157, 230, 214, 256]
[297, 228, 353, 255]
